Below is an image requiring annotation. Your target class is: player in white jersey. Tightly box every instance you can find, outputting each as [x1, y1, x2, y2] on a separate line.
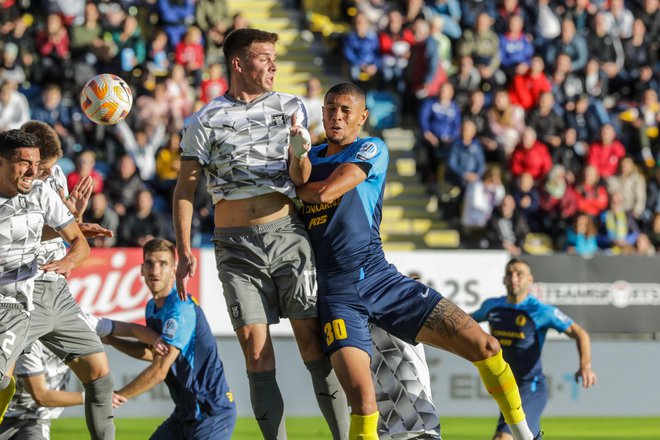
[0, 317, 164, 440]
[17, 121, 116, 440]
[0, 129, 89, 425]
[173, 28, 349, 439]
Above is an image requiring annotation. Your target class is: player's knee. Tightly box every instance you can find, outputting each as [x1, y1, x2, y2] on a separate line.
[471, 333, 501, 362]
[84, 373, 114, 401]
[245, 350, 276, 371]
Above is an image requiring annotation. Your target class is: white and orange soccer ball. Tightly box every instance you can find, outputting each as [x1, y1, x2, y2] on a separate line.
[80, 73, 133, 125]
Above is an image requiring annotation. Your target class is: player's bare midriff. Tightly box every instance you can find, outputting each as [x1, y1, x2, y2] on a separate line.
[214, 192, 295, 227]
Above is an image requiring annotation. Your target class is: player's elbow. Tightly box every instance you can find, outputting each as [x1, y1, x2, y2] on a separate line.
[31, 392, 50, 407]
[317, 190, 337, 204]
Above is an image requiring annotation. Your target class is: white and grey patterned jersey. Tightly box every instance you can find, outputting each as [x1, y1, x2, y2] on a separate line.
[180, 92, 308, 204]
[371, 325, 442, 440]
[0, 180, 75, 310]
[35, 164, 69, 282]
[5, 340, 72, 420]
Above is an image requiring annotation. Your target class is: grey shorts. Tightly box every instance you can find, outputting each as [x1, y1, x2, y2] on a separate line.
[213, 215, 318, 329]
[0, 305, 30, 379]
[26, 278, 104, 363]
[0, 418, 50, 440]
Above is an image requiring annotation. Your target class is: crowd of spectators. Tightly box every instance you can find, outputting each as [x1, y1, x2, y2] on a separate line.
[0, 0, 235, 247]
[338, 0, 660, 256]
[0, 0, 659, 256]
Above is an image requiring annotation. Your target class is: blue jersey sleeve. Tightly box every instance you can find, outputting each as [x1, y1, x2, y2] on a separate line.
[160, 301, 196, 351]
[471, 298, 498, 322]
[536, 303, 573, 333]
[346, 138, 388, 179]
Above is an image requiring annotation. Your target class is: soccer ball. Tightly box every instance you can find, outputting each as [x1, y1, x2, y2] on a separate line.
[80, 74, 133, 125]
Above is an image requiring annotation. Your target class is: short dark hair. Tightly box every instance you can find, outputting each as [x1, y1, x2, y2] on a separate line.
[325, 82, 366, 103]
[0, 129, 39, 159]
[20, 121, 62, 161]
[223, 28, 278, 70]
[506, 258, 530, 271]
[142, 238, 176, 259]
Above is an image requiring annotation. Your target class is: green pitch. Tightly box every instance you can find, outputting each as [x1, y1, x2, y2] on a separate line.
[51, 417, 660, 439]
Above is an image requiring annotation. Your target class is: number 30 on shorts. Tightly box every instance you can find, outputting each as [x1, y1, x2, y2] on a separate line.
[323, 319, 348, 346]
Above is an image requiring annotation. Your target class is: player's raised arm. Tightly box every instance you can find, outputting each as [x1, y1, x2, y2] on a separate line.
[288, 112, 312, 186]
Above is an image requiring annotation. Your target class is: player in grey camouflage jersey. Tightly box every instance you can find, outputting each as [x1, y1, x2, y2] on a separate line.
[0, 341, 79, 440]
[370, 325, 441, 440]
[0, 130, 89, 425]
[174, 28, 349, 439]
[18, 121, 116, 440]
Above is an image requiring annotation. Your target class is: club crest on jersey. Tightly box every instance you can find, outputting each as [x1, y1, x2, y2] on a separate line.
[356, 142, 378, 161]
[18, 196, 27, 210]
[231, 304, 242, 319]
[163, 318, 178, 339]
[271, 114, 286, 127]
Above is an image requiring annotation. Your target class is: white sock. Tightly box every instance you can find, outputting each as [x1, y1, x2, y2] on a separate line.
[509, 418, 535, 440]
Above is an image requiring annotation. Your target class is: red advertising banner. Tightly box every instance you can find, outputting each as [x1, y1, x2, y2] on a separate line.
[67, 248, 201, 324]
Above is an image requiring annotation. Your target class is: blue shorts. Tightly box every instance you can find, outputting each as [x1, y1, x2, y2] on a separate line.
[318, 263, 443, 356]
[150, 407, 237, 440]
[496, 376, 547, 436]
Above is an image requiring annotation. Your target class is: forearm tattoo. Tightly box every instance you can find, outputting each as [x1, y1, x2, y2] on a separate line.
[423, 298, 474, 337]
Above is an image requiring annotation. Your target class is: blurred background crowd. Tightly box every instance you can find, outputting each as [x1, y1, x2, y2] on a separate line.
[0, 0, 659, 257]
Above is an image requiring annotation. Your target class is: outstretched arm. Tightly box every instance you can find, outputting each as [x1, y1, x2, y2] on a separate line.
[22, 374, 84, 408]
[564, 322, 597, 388]
[41, 221, 90, 278]
[103, 336, 154, 362]
[112, 344, 180, 408]
[296, 162, 368, 204]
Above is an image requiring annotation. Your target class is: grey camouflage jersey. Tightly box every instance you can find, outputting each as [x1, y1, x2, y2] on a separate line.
[180, 92, 308, 203]
[35, 164, 68, 282]
[371, 325, 441, 439]
[5, 340, 72, 420]
[0, 181, 74, 310]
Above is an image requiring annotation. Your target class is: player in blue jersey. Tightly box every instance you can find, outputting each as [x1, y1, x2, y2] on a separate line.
[105, 238, 236, 440]
[472, 258, 597, 440]
[296, 82, 539, 440]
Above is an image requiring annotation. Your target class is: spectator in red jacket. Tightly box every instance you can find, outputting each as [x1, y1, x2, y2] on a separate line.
[175, 25, 205, 83]
[67, 150, 104, 194]
[510, 127, 553, 182]
[199, 63, 228, 103]
[508, 55, 552, 111]
[575, 164, 610, 216]
[587, 124, 626, 179]
[538, 164, 579, 246]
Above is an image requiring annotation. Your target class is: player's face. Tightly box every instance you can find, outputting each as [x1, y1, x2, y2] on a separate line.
[504, 263, 533, 298]
[0, 147, 40, 196]
[36, 156, 58, 180]
[142, 250, 176, 297]
[322, 92, 369, 146]
[239, 42, 277, 93]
